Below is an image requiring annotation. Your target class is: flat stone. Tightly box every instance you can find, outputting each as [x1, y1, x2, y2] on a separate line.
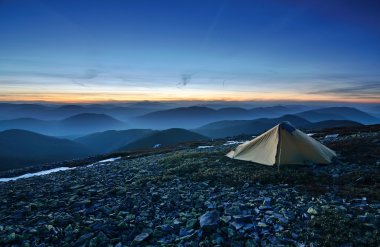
[132, 232, 150, 246]
[199, 210, 220, 230]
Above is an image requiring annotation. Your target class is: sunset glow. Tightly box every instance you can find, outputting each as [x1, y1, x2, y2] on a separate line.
[0, 0, 379, 104]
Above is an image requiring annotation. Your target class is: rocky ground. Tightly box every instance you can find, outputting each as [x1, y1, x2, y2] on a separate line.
[0, 125, 379, 246]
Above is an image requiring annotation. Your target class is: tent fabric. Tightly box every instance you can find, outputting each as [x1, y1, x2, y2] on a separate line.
[226, 122, 336, 166]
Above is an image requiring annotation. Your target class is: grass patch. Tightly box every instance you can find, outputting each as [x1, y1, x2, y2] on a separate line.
[307, 208, 380, 246]
[158, 150, 380, 200]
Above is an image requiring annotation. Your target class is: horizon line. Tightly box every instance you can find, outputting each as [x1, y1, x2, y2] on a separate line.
[0, 99, 379, 105]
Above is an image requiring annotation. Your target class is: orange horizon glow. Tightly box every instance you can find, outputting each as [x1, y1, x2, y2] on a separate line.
[0, 91, 378, 104]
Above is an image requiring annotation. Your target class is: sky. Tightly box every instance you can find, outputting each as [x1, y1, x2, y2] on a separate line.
[0, 0, 379, 103]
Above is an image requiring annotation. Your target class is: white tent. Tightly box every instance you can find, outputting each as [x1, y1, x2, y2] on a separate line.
[226, 122, 336, 166]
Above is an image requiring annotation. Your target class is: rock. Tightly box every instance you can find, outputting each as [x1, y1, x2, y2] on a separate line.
[151, 192, 160, 202]
[245, 239, 258, 247]
[132, 232, 150, 246]
[220, 215, 231, 224]
[226, 227, 236, 238]
[199, 210, 220, 230]
[4, 232, 16, 244]
[263, 197, 271, 207]
[96, 231, 109, 245]
[73, 232, 94, 246]
[307, 207, 318, 215]
[257, 222, 268, 228]
[213, 234, 224, 245]
[231, 222, 244, 231]
[274, 224, 284, 232]
[186, 219, 198, 229]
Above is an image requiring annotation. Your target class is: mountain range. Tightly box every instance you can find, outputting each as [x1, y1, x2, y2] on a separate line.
[134, 105, 314, 129]
[0, 127, 210, 171]
[120, 128, 208, 151]
[135, 106, 377, 129]
[0, 103, 169, 122]
[0, 103, 378, 172]
[75, 129, 154, 154]
[0, 129, 91, 171]
[296, 107, 378, 124]
[0, 113, 127, 136]
[194, 115, 363, 138]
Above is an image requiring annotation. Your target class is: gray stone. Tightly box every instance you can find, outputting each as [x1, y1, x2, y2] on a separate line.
[132, 232, 150, 246]
[200, 210, 220, 230]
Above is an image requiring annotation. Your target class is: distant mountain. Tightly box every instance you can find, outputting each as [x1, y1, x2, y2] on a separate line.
[0, 129, 92, 171]
[195, 115, 363, 138]
[76, 129, 154, 153]
[135, 106, 217, 129]
[249, 106, 294, 118]
[195, 115, 310, 138]
[0, 117, 52, 133]
[135, 105, 303, 129]
[120, 128, 208, 151]
[58, 113, 127, 135]
[127, 101, 172, 109]
[0, 103, 53, 119]
[0, 113, 127, 136]
[305, 120, 363, 130]
[297, 107, 378, 124]
[0, 103, 164, 122]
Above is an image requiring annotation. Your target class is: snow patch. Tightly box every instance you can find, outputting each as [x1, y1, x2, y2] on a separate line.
[86, 157, 122, 167]
[223, 141, 246, 146]
[0, 157, 122, 182]
[197, 145, 214, 149]
[0, 167, 74, 182]
[324, 134, 339, 139]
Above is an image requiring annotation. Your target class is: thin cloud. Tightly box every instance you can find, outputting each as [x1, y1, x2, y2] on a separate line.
[72, 79, 89, 88]
[0, 69, 100, 80]
[178, 73, 193, 87]
[308, 82, 380, 99]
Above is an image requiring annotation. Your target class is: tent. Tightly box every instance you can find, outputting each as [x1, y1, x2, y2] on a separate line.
[226, 122, 336, 166]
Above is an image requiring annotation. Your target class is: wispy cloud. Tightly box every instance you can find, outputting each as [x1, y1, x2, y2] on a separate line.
[180, 73, 192, 86]
[307, 81, 380, 99]
[0, 68, 100, 80]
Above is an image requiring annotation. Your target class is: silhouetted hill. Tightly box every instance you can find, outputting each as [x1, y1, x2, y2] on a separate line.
[248, 105, 293, 117]
[120, 128, 208, 150]
[135, 106, 217, 129]
[60, 113, 127, 135]
[0, 129, 91, 171]
[127, 101, 172, 109]
[0, 103, 163, 122]
[0, 118, 52, 133]
[76, 129, 154, 153]
[0, 114, 127, 136]
[135, 105, 304, 129]
[297, 107, 378, 124]
[0, 103, 52, 119]
[305, 120, 363, 130]
[195, 115, 362, 138]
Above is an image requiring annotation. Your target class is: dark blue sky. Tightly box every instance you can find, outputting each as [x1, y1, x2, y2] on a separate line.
[0, 0, 379, 102]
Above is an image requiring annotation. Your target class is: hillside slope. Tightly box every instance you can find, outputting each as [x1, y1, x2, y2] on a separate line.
[0, 113, 128, 136]
[195, 115, 310, 138]
[76, 129, 154, 153]
[297, 107, 378, 124]
[0, 125, 378, 246]
[195, 115, 363, 138]
[0, 129, 92, 171]
[121, 128, 208, 150]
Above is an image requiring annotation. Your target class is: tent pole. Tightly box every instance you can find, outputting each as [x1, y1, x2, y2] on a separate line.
[277, 146, 281, 173]
[277, 127, 282, 174]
